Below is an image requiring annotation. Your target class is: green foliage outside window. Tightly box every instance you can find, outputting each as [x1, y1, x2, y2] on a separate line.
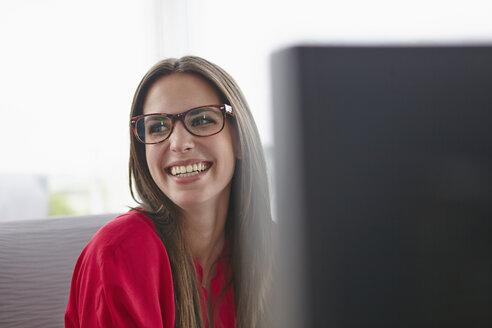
[48, 193, 77, 216]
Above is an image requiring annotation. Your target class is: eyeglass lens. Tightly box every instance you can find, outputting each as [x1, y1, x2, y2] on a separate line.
[136, 106, 224, 143]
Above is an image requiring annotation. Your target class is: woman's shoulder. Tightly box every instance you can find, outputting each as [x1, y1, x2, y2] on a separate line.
[93, 210, 156, 240]
[67, 210, 175, 327]
[83, 210, 165, 260]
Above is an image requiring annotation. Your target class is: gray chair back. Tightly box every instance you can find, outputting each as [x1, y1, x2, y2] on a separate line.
[0, 213, 116, 328]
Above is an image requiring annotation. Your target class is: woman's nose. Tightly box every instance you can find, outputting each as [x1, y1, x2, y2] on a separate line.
[168, 121, 195, 153]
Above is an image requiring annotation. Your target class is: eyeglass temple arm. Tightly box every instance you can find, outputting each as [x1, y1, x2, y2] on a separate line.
[224, 104, 233, 116]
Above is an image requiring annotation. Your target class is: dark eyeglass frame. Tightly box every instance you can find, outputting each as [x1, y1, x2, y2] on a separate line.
[130, 104, 234, 144]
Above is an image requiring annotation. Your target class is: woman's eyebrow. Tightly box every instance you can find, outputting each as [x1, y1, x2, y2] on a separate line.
[146, 115, 168, 121]
[187, 107, 209, 114]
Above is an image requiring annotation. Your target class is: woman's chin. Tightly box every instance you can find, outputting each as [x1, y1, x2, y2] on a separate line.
[166, 185, 232, 212]
[167, 191, 211, 210]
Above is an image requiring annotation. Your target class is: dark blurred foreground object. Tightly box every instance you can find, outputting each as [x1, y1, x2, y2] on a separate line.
[272, 46, 492, 328]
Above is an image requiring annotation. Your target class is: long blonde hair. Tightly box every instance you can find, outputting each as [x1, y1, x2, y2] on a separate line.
[129, 56, 274, 327]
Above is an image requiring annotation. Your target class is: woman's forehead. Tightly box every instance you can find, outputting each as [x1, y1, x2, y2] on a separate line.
[143, 73, 221, 115]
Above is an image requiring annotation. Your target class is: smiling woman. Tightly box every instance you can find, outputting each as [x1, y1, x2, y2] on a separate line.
[65, 56, 274, 328]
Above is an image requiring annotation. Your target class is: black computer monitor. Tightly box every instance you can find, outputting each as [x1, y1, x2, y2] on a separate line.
[271, 46, 492, 328]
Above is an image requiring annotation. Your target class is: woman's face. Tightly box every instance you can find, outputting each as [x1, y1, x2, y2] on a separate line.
[143, 73, 237, 210]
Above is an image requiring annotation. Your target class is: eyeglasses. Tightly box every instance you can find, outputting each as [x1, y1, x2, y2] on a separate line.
[130, 104, 233, 144]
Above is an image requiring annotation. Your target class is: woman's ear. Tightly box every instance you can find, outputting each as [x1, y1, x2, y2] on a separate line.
[233, 131, 242, 159]
[231, 122, 242, 159]
[235, 146, 242, 159]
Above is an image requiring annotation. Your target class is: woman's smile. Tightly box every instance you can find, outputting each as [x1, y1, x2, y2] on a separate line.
[164, 160, 213, 184]
[166, 161, 212, 177]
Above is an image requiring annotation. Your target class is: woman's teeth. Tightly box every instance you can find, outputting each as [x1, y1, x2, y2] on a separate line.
[170, 162, 209, 177]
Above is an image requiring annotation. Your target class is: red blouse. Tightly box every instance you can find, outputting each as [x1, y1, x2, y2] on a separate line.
[65, 211, 236, 327]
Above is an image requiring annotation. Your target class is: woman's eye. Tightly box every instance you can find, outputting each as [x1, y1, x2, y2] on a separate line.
[191, 115, 216, 127]
[149, 122, 170, 135]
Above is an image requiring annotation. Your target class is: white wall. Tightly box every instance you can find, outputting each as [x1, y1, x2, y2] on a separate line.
[1, 0, 491, 219]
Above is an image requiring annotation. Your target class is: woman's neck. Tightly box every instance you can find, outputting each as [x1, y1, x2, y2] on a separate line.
[179, 186, 230, 285]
